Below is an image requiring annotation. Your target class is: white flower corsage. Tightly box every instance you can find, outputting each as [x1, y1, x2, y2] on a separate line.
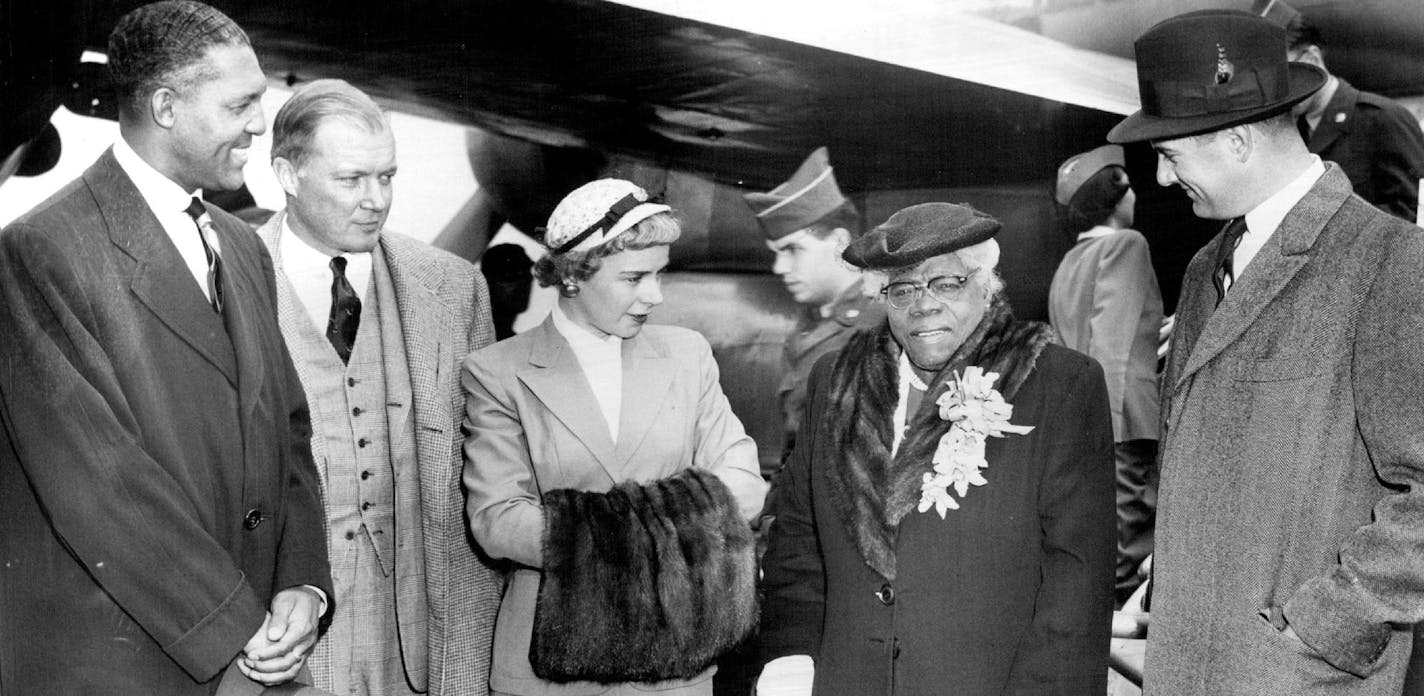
[917, 366, 1034, 518]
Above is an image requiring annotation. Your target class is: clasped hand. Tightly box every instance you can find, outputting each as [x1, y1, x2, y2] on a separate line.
[237, 586, 324, 685]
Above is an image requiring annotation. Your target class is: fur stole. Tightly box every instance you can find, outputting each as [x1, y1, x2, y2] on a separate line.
[823, 297, 1055, 580]
[531, 468, 758, 684]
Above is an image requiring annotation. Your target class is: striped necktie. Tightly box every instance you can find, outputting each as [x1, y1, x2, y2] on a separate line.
[183, 197, 224, 313]
[1211, 217, 1247, 306]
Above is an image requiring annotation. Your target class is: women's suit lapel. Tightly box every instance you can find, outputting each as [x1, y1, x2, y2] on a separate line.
[517, 318, 621, 481]
[613, 331, 675, 476]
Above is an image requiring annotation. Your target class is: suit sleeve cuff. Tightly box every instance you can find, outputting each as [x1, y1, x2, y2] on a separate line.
[163, 576, 266, 682]
[1283, 576, 1392, 677]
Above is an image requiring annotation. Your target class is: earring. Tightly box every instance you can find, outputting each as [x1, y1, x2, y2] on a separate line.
[560, 282, 580, 298]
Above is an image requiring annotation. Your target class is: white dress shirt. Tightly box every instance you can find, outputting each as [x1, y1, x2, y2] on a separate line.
[275, 216, 372, 334]
[113, 137, 222, 303]
[1233, 156, 1326, 286]
[551, 303, 624, 442]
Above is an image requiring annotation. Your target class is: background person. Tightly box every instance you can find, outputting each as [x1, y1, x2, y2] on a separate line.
[743, 147, 884, 470]
[1108, 10, 1424, 694]
[758, 202, 1115, 695]
[1049, 144, 1164, 606]
[257, 79, 501, 696]
[1259, 0, 1424, 224]
[462, 178, 767, 696]
[0, 2, 331, 692]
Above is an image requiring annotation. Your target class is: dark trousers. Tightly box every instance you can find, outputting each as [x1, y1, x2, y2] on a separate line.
[1115, 438, 1158, 607]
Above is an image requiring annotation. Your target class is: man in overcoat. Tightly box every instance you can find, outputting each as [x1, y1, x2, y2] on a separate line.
[257, 79, 501, 695]
[1108, 10, 1424, 695]
[0, 2, 332, 692]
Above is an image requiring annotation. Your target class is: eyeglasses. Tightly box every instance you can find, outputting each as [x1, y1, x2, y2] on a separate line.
[880, 269, 980, 310]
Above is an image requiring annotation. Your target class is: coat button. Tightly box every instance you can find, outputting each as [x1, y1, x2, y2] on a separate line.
[243, 509, 264, 530]
[876, 583, 895, 606]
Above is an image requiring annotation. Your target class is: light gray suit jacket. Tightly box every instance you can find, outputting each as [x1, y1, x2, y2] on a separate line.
[462, 316, 766, 696]
[259, 212, 500, 696]
[1146, 165, 1424, 695]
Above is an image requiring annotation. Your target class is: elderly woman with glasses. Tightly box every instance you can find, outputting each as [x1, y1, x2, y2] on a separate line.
[757, 202, 1116, 696]
[462, 179, 767, 696]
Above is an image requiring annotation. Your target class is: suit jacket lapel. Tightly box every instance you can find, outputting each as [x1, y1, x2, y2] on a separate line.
[614, 332, 675, 475]
[1177, 167, 1353, 388]
[89, 150, 238, 387]
[518, 317, 620, 478]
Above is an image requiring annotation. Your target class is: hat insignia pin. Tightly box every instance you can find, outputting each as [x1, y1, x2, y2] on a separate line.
[1215, 43, 1235, 84]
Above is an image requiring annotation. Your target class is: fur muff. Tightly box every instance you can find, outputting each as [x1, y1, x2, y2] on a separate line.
[823, 296, 1056, 580]
[531, 467, 758, 684]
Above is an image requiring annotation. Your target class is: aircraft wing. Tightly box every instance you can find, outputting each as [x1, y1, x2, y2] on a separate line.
[605, 0, 1140, 117]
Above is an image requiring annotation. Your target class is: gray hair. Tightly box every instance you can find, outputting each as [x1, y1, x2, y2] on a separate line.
[271, 79, 388, 167]
[108, 1, 249, 119]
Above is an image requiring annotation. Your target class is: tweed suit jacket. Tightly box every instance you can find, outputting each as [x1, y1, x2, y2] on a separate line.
[1145, 165, 1424, 696]
[258, 212, 501, 696]
[462, 317, 767, 696]
[0, 150, 331, 694]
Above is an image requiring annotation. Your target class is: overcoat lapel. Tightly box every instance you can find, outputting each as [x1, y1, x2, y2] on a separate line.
[1176, 167, 1352, 389]
[517, 318, 620, 479]
[213, 207, 269, 429]
[613, 333, 675, 476]
[89, 151, 237, 386]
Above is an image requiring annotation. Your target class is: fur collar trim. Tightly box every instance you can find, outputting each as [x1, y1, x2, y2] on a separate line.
[822, 297, 1055, 580]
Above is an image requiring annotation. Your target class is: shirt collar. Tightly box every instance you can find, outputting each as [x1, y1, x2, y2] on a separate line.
[277, 214, 373, 293]
[113, 136, 200, 216]
[551, 302, 623, 350]
[1076, 225, 1116, 243]
[1244, 155, 1326, 238]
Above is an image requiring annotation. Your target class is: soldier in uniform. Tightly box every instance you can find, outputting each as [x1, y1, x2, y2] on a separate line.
[744, 147, 884, 471]
[1261, 0, 1424, 223]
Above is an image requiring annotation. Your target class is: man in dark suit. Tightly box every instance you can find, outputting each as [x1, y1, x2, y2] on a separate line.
[0, 2, 332, 693]
[1109, 10, 1424, 695]
[1261, 0, 1424, 224]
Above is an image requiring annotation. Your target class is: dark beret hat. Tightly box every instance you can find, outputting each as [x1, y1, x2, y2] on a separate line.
[843, 202, 1000, 270]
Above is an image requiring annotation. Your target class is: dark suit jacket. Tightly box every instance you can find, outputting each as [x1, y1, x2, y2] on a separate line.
[1147, 166, 1424, 695]
[0, 149, 332, 695]
[1307, 78, 1424, 223]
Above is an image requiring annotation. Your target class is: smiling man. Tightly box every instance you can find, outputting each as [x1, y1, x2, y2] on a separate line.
[257, 79, 500, 696]
[744, 147, 884, 468]
[1108, 10, 1424, 695]
[0, 2, 331, 692]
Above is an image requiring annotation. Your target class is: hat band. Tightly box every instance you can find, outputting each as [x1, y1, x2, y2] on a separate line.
[1141, 66, 1283, 118]
[552, 193, 648, 255]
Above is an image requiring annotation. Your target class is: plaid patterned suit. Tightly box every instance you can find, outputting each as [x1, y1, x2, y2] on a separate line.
[260, 212, 501, 695]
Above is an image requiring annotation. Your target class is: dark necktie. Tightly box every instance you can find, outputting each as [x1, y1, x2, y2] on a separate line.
[1296, 115, 1313, 145]
[1211, 217, 1248, 306]
[327, 256, 361, 364]
[183, 197, 224, 313]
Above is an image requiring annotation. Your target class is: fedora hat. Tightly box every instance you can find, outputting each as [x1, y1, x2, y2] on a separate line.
[1107, 9, 1324, 144]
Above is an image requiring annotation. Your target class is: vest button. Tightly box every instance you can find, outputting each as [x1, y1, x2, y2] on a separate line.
[345, 530, 355, 540]
[243, 509, 264, 530]
[347, 377, 357, 387]
[876, 583, 895, 606]
[358, 438, 369, 448]
[361, 470, 371, 480]
[362, 501, 372, 511]
[352, 407, 363, 416]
